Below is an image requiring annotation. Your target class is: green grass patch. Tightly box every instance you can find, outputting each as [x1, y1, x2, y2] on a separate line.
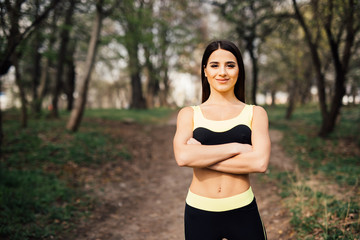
[83, 107, 174, 123]
[0, 167, 87, 240]
[266, 104, 360, 239]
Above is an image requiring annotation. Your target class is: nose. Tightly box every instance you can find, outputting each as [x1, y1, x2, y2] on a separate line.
[219, 65, 227, 76]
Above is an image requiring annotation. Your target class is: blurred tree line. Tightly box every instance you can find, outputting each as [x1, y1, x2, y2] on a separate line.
[209, 0, 359, 137]
[0, 0, 359, 150]
[0, 0, 205, 147]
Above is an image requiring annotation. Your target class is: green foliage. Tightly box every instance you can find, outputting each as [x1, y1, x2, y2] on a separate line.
[266, 104, 360, 239]
[0, 167, 80, 240]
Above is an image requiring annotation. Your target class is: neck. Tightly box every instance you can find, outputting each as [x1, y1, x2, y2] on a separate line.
[206, 90, 239, 105]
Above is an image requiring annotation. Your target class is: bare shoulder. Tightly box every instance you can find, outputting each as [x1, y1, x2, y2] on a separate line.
[253, 105, 268, 118]
[252, 105, 269, 127]
[176, 106, 194, 125]
[177, 106, 194, 118]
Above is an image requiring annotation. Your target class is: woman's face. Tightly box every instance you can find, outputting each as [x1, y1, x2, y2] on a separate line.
[204, 49, 239, 95]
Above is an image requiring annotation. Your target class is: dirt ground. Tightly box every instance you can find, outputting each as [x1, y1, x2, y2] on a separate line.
[67, 115, 295, 240]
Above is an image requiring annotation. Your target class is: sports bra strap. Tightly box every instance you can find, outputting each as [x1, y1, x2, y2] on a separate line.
[191, 104, 254, 132]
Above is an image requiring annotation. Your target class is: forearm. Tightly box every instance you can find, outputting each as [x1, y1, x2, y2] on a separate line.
[174, 142, 240, 168]
[208, 150, 270, 174]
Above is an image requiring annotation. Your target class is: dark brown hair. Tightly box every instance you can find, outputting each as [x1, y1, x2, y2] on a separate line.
[201, 40, 245, 103]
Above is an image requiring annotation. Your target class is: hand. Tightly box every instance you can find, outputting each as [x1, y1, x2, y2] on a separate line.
[187, 137, 201, 145]
[240, 144, 252, 153]
[232, 143, 252, 155]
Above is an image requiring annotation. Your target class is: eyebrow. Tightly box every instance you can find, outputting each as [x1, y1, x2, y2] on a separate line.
[208, 61, 237, 64]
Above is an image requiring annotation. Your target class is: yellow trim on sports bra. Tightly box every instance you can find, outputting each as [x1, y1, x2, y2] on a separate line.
[186, 187, 255, 212]
[191, 104, 253, 132]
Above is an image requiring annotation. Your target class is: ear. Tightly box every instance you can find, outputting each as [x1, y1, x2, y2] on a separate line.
[204, 65, 207, 77]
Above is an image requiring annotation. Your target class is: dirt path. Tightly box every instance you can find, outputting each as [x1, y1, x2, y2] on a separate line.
[68, 117, 294, 240]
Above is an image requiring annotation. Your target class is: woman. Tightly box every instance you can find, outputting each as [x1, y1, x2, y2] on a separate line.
[173, 40, 270, 240]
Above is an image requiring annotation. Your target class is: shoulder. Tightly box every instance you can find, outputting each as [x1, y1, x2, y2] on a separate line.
[177, 106, 194, 117]
[252, 105, 268, 117]
[251, 105, 269, 126]
[176, 106, 195, 124]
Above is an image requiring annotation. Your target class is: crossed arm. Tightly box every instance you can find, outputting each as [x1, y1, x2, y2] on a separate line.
[172, 106, 271, 174]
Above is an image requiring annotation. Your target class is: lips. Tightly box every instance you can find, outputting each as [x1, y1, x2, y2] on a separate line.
[216, 79, 229, 83]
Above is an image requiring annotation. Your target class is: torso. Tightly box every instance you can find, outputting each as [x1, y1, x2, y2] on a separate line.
[189, 103, 253, 198]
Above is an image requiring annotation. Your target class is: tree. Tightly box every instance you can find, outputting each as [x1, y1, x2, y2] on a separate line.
[0, 0, 61, 75]
[112, 0, 147, 109]
[292, 0, 360, 137]
[0, 0, 60, 155]
[212, 0, 284, 105]
[50, 0, 77, 118]
[33, 8, 61, 116]
[66, 0, 106, 131]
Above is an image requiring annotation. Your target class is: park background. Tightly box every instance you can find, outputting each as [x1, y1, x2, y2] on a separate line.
[0, 0, 359, 239]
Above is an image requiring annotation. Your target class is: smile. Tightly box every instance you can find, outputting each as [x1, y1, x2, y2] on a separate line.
[216, 79, 229, 83]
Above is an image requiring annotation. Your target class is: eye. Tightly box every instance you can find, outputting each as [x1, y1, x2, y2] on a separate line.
[210, 64, 219, 68]
[227, 64, 236, 68]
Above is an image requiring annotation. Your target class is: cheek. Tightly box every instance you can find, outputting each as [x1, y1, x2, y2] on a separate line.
[229, 69, 239, 78]
[205, 68, 217, 77]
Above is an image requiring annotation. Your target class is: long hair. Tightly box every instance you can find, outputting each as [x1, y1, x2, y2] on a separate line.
[201, 40, 245, 103]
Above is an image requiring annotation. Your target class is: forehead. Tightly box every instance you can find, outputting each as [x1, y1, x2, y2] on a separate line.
[208, 49, 237, 63]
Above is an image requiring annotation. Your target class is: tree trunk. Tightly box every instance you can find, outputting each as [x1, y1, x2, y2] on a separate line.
[66, 0, 104, 132]
[35, 11, 58, 114]
[144, 47, 159, 108]
[13, 55, 28, 128]
[31, 0, 42, 116]
[0, 80, 3, 158]
[31, 33, 42, 116]
[64, 40, 77, 111]
[50, 0, 76, 118]
[65, 54, 76, 111]
[128, 46, 146, 109]
[36, 58, 49, 111]
[271, 90, 276, 106]
[300, 67, 312, 105]
[285, 77, 298, 120]
[130, 72, 146, 109]
[319, 74, 346, 137]
[159, 68, 170, 107]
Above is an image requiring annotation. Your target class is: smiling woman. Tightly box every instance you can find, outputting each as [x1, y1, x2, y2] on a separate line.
[173, 40, 270, 240]
[204, 49, 239, 95]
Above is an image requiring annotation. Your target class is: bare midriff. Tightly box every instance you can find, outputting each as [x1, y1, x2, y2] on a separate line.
[189, 168, 250, 198]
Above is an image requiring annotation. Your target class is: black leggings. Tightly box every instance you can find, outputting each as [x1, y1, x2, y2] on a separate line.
[184, 198, 267, 240]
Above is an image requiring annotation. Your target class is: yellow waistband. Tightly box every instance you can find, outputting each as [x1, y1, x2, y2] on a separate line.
[186, 187, 254, 212]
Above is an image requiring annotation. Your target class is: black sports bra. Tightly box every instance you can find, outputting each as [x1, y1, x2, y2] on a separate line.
[191, 104, 253, 146]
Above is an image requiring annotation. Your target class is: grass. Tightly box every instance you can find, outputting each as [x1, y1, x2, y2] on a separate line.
[83, 107, 174, 123]
[0, 107, 174, 240]
[266, 104, 360, 239]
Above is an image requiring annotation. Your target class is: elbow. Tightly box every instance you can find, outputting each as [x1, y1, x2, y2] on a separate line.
[174, 152, 189, 167]
[257, 162, 268, 173]
[256, 156, 269, 173]
[176, 159, 186, 167]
